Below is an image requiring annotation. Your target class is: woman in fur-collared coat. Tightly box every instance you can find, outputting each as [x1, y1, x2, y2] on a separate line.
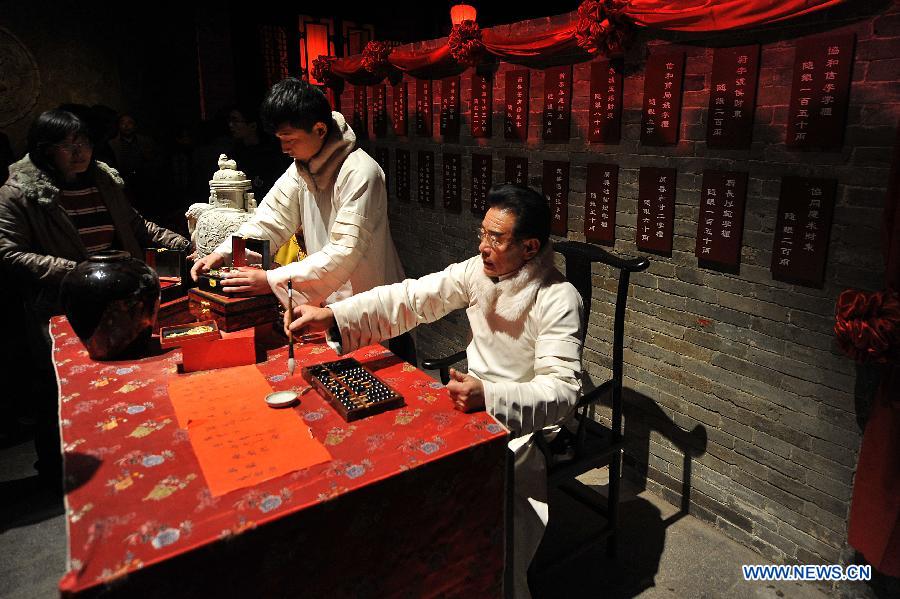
[0, 109, 189, 487]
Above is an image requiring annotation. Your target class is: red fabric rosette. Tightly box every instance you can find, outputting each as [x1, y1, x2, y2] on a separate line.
[362, 41, 394, 74]
[834, 289, 900, 363]
[575, 0, 632, 56]
[311, 55, 338, 88]
[449, 20, 485, 67]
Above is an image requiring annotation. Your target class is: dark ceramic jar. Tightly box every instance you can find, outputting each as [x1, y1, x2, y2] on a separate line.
[60, 251, 160, 360]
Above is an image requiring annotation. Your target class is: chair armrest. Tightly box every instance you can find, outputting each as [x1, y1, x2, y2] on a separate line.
[554, 240, 650, 273]
[421, 350, 466, 385]
[576, 380, 613, 410]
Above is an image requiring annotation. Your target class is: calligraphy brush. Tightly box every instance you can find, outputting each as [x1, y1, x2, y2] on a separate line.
[287, 279, 295, 376]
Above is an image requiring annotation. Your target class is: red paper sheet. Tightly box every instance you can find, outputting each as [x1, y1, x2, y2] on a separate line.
[167, 365, 331, 496]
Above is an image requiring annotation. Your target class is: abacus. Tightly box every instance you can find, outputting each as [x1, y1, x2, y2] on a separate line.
[301, 358, 404, 421]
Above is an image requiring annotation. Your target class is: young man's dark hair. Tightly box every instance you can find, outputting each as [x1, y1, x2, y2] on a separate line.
[260, 77, 333, 134]
[26, 109, 92, 174]
[486, 183, 552, 249]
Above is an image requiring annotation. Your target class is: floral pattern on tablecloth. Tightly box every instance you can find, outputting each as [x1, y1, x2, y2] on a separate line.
[52, 317, 507, 596]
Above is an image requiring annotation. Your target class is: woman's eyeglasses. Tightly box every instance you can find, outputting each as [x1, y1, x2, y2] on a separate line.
[53, 140, 92, 154]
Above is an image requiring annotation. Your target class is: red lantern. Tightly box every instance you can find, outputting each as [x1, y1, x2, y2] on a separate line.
[450, 3, 477, 26]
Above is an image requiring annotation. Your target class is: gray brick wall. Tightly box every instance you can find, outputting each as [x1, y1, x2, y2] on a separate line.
[346, 4, 899, 568]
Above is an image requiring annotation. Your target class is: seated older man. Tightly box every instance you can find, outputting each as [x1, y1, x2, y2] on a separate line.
[287, 183, 585, 598]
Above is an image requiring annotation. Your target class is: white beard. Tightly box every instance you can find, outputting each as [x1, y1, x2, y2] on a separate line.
[471, 243, 556, 323]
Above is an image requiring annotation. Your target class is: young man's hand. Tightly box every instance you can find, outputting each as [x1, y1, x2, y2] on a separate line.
[447, 368, 485, 413]
[190, 252, 224, 281]
[285, 305, 336, 338]
[220, 267, 270, 295]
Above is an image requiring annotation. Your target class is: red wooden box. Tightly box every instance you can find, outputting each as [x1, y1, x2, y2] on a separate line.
[187, 288, 278, 332]
[159, 320, 221, 349]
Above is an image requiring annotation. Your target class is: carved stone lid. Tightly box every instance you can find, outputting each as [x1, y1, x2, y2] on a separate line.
[210, 153, 250, 188]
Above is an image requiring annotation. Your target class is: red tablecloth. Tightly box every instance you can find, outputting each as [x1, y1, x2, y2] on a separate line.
[52, 317, 508, 597]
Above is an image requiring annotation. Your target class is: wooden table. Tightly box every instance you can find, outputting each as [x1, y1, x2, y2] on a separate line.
[52, 317, 507, 598]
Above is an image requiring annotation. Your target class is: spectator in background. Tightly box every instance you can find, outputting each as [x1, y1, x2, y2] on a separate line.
[109, 113, 163, 218]
[227, 105, 291, 200]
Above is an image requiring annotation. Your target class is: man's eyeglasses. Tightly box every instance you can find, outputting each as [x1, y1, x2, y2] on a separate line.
[53, 140, 92, 154]
[476, 226, 515, 250]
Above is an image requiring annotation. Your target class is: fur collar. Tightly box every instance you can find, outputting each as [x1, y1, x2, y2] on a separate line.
[471, 242, 557, 323]
[294, 111, 356, 194]
[8, 154, 123, 206]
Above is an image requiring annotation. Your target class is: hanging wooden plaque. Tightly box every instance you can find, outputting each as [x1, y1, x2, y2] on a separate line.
[504, 70, 529, 142]
[395, 149, 410, 202]
[584, 163, 618, 246]
[372, 85, 387, 138]
[471, 153, 492, 216]
[352, 85, 368, 140]
[786, 33, 855, 150]
[636, 167, 676, 254]
[374, 147, 390, 196]
[418, 150, 434, 206]
[542, 65, 572, 142]
[542, 161, 569, 237]
[471, 72, 493, 138]
[771, 177, 836, 288]
[443, 152, 462, 213]
[415, 79, 433, 137]
[706, 46, 759, 149]
[392, 81, 408, 137]
[588, 59, 624, 144]
[504, 156, 528, 185]
[440, 76, 461, 141]
[695, 171, 748, 270]
[640, 52, 685, 146]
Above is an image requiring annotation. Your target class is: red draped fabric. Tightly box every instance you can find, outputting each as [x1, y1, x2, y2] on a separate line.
[627, 0, 848, 32]
[324, 0, 849, 83]
[848, 126, 900, 577]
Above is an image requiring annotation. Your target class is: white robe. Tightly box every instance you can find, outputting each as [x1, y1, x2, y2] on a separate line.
[328, 246, 584, 598]
[213, 111, 405, 307]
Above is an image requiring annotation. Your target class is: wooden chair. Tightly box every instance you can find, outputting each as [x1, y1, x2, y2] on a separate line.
[422, 240, 649, 566]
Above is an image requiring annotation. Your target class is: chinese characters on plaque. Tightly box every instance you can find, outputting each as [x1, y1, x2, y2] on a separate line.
[505, 70, 530, 141]
[637, 167, 676, 254]
[542, 161, 569, 237]
[584, 163, 619, 246]
[505, 156, 528, 185]
[395, 149, 410, 202]
[352, 85, 368, 140]
[786, 33, 855, 149]
[418, 151, 434, 206]
[707, 46, 760, 149]
[416, 79, 433, 137]
[471, 153, 492, 215]
[372, 85, 387, 138]
[771, 177, 836, 288]
[374, 147, 390, 195]
[443, 152, 461, 213]
[440, 77, 461, 141]
[392, 81, 408, 136]
[471, 73, 493, 138]
[641, 52, 685, 146]
[695, 171, 748, 271]
[589, 60, 623, 144]
[542, 65, 572, 142]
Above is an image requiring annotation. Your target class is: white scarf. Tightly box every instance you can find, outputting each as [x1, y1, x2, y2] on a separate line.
[471, 242, 556, 323]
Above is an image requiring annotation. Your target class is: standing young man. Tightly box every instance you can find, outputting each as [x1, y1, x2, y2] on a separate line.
[191, 78, 412, 362]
